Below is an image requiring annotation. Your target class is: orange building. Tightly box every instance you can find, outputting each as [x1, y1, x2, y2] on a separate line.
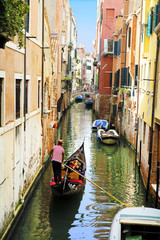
[95, 0, 123, 120]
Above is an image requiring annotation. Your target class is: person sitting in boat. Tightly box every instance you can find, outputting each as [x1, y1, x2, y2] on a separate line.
[50, 139, 64, 184]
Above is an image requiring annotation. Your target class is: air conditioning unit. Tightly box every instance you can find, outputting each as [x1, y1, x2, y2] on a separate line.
[104, 39, 114, 54]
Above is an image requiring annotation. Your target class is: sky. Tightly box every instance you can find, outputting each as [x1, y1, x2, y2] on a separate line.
[69, 0, 97, 53]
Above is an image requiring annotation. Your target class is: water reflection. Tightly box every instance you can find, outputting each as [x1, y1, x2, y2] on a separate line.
[10, 103, 154, 240]
[49, 192, 84, 240]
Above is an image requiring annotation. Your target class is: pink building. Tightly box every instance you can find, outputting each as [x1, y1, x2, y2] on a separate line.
[95, 0, 123, 120]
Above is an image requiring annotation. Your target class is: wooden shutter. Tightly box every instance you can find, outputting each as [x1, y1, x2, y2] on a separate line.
[154, 5, 159, 30]
[16, 80, 21, 119]
[147, 14, 151, 36]
[121, 68, 127, 87]
[113, 105, 117, 117]
[114, 41, 118, 56]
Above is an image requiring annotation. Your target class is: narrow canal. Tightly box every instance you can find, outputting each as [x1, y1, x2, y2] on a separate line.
[10, 102, 154, 240]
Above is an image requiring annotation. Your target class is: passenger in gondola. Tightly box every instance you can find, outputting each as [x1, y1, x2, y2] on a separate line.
[50, 140, 64, 184]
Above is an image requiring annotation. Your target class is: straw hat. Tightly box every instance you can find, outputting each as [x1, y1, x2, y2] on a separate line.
[58, 139, 63, 144]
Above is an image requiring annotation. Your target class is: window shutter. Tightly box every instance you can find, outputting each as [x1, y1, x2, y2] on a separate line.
[113, 105, 117, 117]
[121, 68, 127, 87]
[117, 39, 121, 56]
[154, 5, 159, 30]
[114, 41, 118, 56]
[159, 1, 160, 24]
[75, 49, 77, 59]
[119, 39, 121, 55]
[110, 73, 112, 87]
[100, 10, 103, 26]
[147, 14, 151, 36]
[134, 64, 138, 86]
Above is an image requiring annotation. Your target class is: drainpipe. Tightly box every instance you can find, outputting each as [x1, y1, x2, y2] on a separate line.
[41, 0, 44, 119]
[146, 36, 159, 201]
[124, 23, 128, 69]
[24, 22, 27, 131]
[136, 0, 143, 165]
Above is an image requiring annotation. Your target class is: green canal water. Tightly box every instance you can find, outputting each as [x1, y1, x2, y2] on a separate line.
[10, 103, 154, 240]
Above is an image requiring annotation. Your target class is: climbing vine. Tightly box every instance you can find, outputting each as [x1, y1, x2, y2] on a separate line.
[0, 0, 29, 48]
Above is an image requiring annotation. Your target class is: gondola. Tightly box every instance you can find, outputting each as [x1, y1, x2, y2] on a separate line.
[50, 142, 86, 198]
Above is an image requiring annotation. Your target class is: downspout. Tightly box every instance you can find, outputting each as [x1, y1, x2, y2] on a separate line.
[146, 36, 159, 201]
[41, 0, 44, 119]
[136, 0, 143, 164]
[24, 20, 26, 131]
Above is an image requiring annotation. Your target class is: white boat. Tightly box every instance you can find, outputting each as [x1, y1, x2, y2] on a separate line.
[92, 119, 109, 131]
[97, 129, 119, 144]
[109, 206, 160, 240]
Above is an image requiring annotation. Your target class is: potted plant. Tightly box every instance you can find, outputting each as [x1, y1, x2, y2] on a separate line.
[0, 0, 29, 49]
[126, 89, 131, 97]
[93, 60, 98, 66]
[119, 88, 125, 96]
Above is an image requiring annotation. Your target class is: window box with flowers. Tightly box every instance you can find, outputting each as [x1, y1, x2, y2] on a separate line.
[119, 88, 131, 97]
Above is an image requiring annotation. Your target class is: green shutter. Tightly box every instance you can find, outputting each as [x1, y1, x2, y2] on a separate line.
[147, 14, 151, 36]
[113, 105, 117, 117]
[121, 68, 127, 87]
[154, 5, 159, 30]
[114, 41, 118, 56]
[75, 49, 77, 59]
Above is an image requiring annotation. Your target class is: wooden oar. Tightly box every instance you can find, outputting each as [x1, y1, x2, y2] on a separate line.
[63, 163, 134, 208]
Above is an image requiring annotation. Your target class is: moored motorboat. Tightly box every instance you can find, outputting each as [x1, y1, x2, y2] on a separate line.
[92, 119, 109, 131]
[50, 142, 86, 198]
[97, 129, 119, 144]
[75, 95, 83, 102]
[85, 97, 93, 108]
[109, 206, 160, 240]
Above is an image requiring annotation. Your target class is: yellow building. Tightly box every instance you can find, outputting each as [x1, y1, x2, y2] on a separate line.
[138, 0, 160, 200]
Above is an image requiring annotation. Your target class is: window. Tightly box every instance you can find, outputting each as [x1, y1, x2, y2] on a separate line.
[134, 65, 138, 86]
[114, 70, 120, 88]
[128, 110, 131, 125]
[16, 79, 21, 119]
[38, 80, 41, 108]
[128, 27, 131, 48]
[104, 39, 113, 54]
[25, 80, 29, 114]
[106, 9, 114, 19]
[86, 66, 91, 70]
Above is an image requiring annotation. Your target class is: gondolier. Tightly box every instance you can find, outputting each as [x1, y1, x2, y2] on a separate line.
[50, 140, 64, 184]
[50, 142, 86, 197]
